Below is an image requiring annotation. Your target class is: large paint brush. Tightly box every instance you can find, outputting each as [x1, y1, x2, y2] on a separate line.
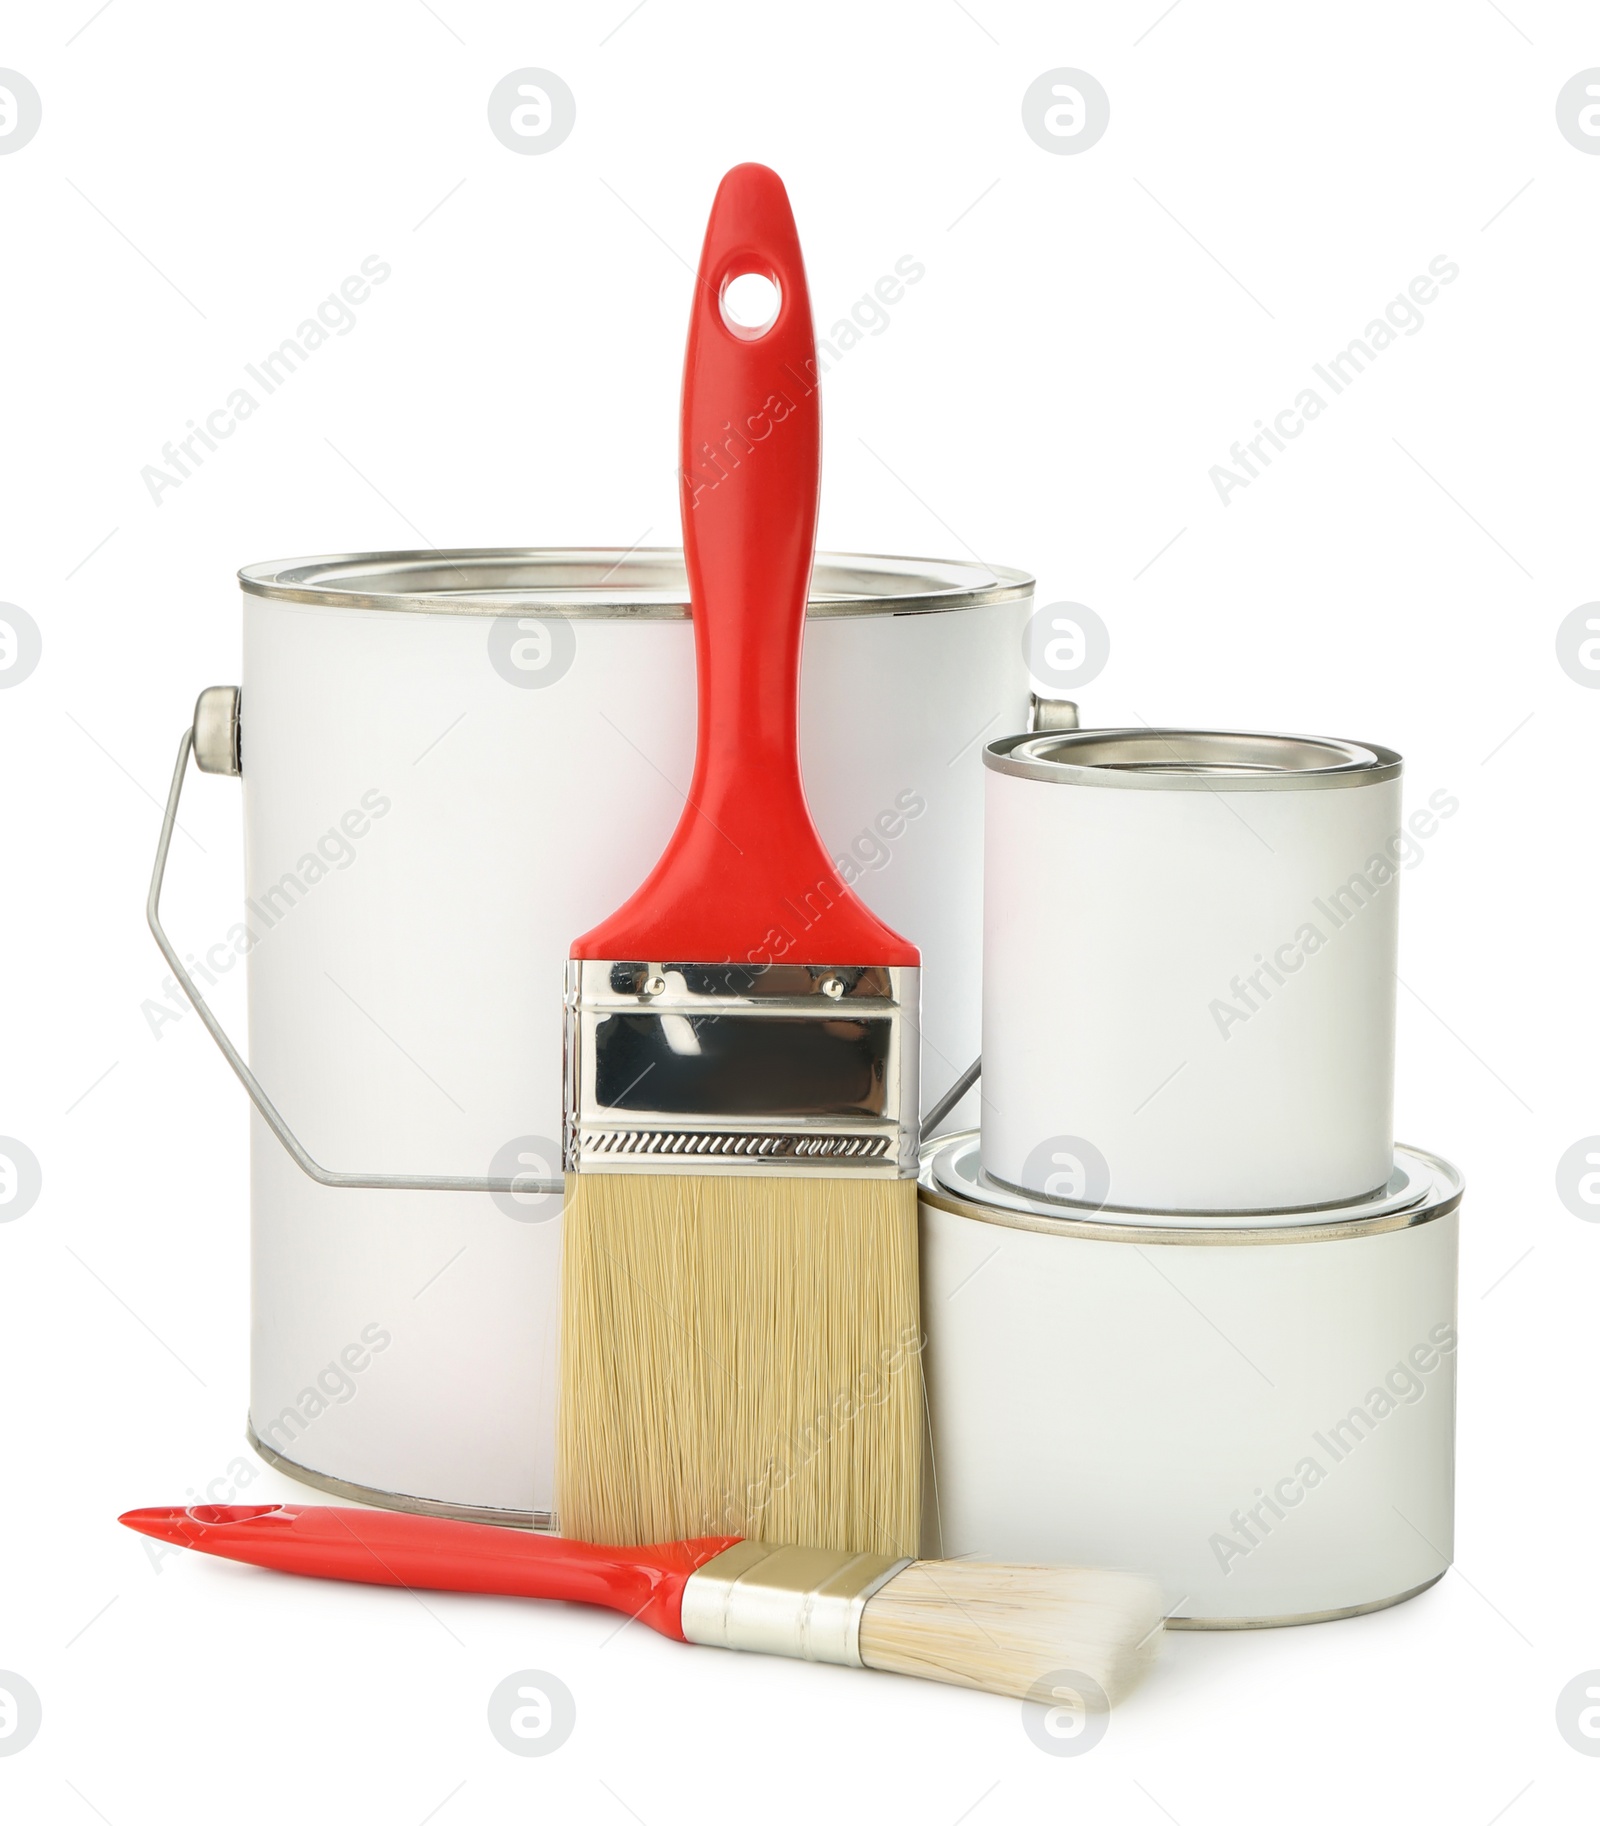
[557, 163, 922, 1556]
[120, 1505, 1163, 1706]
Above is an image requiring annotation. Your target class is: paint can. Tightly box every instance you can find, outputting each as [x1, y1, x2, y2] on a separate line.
[156, 548, 1031, 1522]
[918, 1131, 1461, 1626]
[981, 729, 1405, 1214]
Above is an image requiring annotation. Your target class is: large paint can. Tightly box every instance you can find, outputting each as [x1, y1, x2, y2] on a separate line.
[163, 549, 1030, 1522]
[918, 1131, 1461, 1627]
[982, 729, 1407, 1214]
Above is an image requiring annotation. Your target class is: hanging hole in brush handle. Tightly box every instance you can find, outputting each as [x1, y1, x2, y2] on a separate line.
[719, 270, 782, 337]
[147, 690, 561, 1197]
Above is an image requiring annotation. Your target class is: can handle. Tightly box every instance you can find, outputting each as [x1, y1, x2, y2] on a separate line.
[148, 691, 562, 1196]
[921, 1057, 979, 1138]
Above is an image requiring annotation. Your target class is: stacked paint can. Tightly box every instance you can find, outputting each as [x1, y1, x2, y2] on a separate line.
[918, 727, 1462, 1626]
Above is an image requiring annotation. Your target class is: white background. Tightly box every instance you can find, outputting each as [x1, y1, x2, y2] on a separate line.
[2, 0, 1596, 1820]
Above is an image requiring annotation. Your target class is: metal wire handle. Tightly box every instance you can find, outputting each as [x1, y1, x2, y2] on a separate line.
[150, 695, 979, 1196]
[920, 1055, 980, 1137]
[147, 717, 562, 1195]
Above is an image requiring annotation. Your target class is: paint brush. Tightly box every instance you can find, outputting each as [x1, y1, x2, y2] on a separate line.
[557, 163, 923, 1556]
[119, 1505, 1163, 1706]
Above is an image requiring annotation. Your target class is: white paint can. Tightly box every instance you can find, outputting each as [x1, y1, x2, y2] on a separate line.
[982, 730, 1406, 1214]
[166, 549, 1030, 1522]
[918, 1131, 1461, 1627]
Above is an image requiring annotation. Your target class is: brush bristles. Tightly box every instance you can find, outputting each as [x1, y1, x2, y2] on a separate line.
[557, 1171, 922, 1557]
[858, 1560, 1166, 1705]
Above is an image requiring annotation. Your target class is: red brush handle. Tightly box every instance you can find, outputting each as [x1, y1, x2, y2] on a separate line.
[119, 1505, 738, 1642]
[575, 163, 916, 968]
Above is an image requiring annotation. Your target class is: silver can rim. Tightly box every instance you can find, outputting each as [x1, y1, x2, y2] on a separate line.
[984, 727, 1403, 790]
[919, 1130, 1462, 1244]
[239, 547, 1034, 620]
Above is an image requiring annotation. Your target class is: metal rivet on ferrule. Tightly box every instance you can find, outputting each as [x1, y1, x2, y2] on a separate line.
[642, 974, 667, 998]
[820, 976, 845, 1000]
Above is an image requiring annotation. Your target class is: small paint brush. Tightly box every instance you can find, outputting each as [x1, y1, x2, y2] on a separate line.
[119, 1504, 1164, 1705]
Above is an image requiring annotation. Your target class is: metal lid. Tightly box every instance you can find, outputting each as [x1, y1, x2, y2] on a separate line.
[240, 549, 1033, 620]
[919, 1130, 1462, 1244]
[985, 728, 1402, 790]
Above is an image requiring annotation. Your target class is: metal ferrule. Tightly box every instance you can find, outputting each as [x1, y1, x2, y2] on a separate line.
[564, 960, 919, 1178]
[679, 1541, 911, 1667]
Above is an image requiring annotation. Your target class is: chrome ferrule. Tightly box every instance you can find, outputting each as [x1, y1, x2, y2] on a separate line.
[679, 1541, 911, 1667]
[563, 960, 919, 1179]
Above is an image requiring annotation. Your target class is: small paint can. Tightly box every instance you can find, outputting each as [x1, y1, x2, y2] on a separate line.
[918, 1131, 1461, 1627]
[982, 729, 1405, 1214]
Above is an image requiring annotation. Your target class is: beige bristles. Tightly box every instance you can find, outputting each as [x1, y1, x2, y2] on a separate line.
[858, 1560, 1166, 1705]
[557, 1171, 922, 1556]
